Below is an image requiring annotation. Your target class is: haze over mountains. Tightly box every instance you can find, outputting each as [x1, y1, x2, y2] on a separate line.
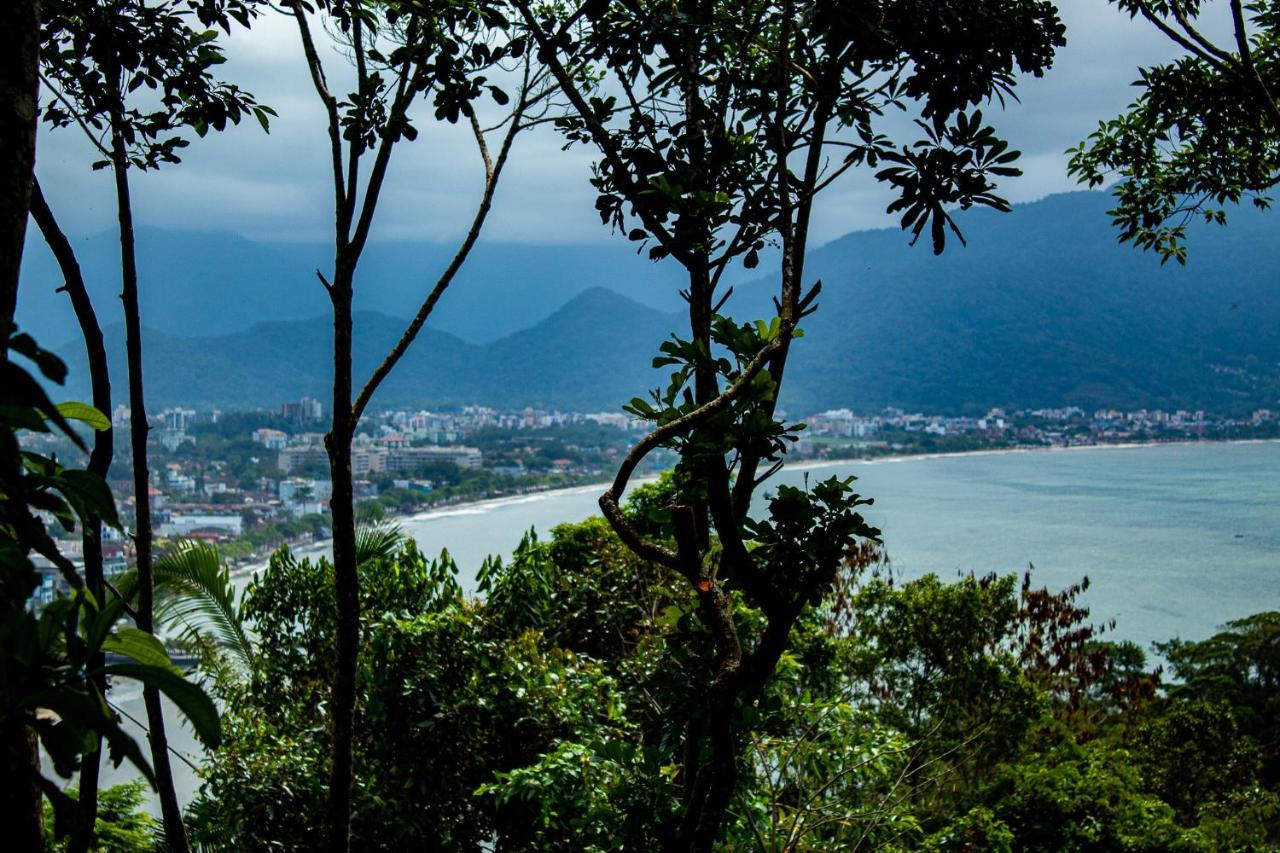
[19, 191, 1280, 415]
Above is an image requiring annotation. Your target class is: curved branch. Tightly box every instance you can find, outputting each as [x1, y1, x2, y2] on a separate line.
[597, 327, 790, 568]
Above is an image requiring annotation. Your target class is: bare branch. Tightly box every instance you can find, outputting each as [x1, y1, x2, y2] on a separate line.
[1135, 6, 1230, 72]
[1170, 3, 1234, 64]
[513, 1, 696, 268]
[39, 73, 112, 159]
[350, 67, 533, 426]
[290, 3, 349, 237]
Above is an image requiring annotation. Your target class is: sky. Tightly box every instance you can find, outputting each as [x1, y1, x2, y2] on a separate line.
[31, 2, 1230, 248]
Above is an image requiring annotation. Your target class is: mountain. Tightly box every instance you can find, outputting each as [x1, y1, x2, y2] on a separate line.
[38, 191, 1280, 414]
[749, 191, 1280, 414]
[58, 289, 682, 410]
[17, 227, 686, 346]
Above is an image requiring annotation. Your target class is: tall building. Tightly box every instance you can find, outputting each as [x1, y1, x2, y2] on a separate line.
[281, 397, 324, 423]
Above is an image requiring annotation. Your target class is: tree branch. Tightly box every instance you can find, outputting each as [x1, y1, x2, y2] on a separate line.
[597, 328, 790, 570]
[1136, 6, 1230, 72]
[350, 68, 529, 427]
[1230, 0, 1280, 130]
[513, 1, 696, 268]
[290, 3, 349, 240]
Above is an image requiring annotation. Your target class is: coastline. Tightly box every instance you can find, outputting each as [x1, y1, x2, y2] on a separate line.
[234, 436, 1280, 577]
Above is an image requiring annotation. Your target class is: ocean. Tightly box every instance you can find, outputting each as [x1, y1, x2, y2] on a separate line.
[103, 439, 1280, 807]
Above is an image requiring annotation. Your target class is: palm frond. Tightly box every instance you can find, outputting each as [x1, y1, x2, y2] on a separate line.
[148, 540, 254, 669]
[355, 519, 405, 566]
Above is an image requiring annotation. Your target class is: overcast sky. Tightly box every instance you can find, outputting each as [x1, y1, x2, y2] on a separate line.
[32, 2, 1225, 248]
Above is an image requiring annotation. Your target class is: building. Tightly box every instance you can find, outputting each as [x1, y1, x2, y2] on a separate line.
[352, 446, 387, 476]
[384, 445, 482, 472]
[279, 477, 332, 503]
[163, 407, 197, 432]
[253, 428, 289, 450]
[161, 512, 244, 537]
[281, 397, 324, 422]
[278, 445, 327, 473]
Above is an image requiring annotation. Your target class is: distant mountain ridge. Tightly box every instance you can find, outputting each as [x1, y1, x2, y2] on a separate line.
[37, 191, 1280, 414]
[61, 289, 683, 411]
[17, 225, 687, 346]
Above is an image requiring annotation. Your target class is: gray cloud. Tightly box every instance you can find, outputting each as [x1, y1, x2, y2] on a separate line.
[34, 2, 1222, 248]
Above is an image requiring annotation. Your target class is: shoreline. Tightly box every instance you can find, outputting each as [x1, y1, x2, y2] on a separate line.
[234, 436, 1280, 576]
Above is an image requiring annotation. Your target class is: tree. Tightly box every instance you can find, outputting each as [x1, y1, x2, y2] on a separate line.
[38, 1, 270, 847]
[1069, 0, 1280, 264]
[0, 332, 223, 851]
[514, 0, 1064, 845]
[1155, 611, 1280, 786]
[279, 1, 551, 847]
[0, 0, 41, 355]
[28, 177, 116, 853]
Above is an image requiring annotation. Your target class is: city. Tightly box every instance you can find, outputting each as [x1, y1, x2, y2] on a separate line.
[24, 395, 1279, 607]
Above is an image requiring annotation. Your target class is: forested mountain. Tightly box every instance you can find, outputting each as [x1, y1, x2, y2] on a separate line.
[40, 191, 1280, 413]
[17, 225, 686, 345]
[60, 289, 679, 410]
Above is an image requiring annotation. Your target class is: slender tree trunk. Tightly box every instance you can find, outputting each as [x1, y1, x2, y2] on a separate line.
[324, 261, 358, 853]
[1, 3, 45, 845]
[0, 0, 39, 348]
[109, 126, 189, 853]
[0, 723, 43, 851]
[31, 179, 114, 853]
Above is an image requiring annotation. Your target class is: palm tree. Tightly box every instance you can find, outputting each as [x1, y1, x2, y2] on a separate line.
[116, 521, 407, 673]
[115, 541, 254, 671]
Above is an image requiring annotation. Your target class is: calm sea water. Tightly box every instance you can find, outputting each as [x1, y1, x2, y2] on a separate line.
[105, 440, 1280, 807]
[391, 440, 1280, 646]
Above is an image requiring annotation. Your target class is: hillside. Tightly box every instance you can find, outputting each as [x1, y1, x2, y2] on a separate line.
[754, 191, 1280, 413]
[17, 226, 685, 346]
[58, 289, 682, 410]
[41, 191, 1280, 414]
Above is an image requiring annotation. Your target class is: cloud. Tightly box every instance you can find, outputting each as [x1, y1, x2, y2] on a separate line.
[34, 3, 1225, 248]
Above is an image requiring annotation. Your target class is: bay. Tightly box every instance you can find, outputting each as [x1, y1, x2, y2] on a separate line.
[103, 439, 1280, 809]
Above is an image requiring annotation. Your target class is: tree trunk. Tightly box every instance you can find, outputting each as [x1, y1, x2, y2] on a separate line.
[110, 126, 189, 853]
[1, 3, 44, 845]
[31, 179, 114, 853]
[324, 260, 358, 853]
[0, 723, 43, 851]
[0, 0, 39, 348]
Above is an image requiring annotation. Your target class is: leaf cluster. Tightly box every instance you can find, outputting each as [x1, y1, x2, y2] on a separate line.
[40, 0, 274, 170]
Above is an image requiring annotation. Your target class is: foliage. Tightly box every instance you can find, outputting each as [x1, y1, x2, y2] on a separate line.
[0, 330, 220, 840]
[42, 783, 160, 852]
[981, 738, 1187, 851]
[40, 0, 272, 171]
[115, 540, 254, 670]
[1068, 0, 1280, 263]
[186, 497, 1280, 850]
[1155, 610, 1280, 784]
[189, 525, 651, 850]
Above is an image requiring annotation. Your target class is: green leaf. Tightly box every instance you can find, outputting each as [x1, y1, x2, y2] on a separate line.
[55, 401, 110, 431]
[152, 541, 255, 668]
[0, 362, 85, 450]
[102, 627, 176, 670]
[57, 469, 121, 530]
[102, 663, 222, 748]
[0, 403, 50, 433]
